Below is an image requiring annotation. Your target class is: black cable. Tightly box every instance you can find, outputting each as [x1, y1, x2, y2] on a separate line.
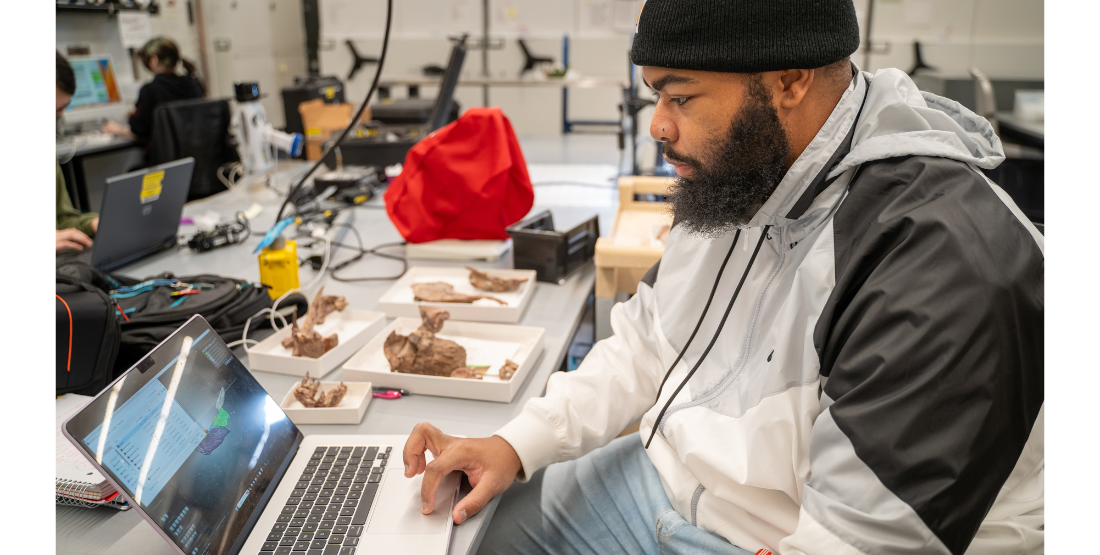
[650, 229, 741, 406]
[331, 241, 408, 282]
[294, 223, 407, 282]
[644, 225, 772, 449]
[275, 0, 394, 223]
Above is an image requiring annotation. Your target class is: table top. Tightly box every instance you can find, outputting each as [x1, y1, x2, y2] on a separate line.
[56, 133, 139, 159]
[996, 112, 1044, 141]
[56, 161, 615, 555]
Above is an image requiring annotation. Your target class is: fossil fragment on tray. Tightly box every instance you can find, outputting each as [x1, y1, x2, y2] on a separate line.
[411, 282, 507, 305]
[281, 287, 347, 357]
[383, 306, 469, 377]
[499, 359, 519, 381]
[466, 267, 529, 293]
[294, 373, 348, 407]
[449, 367, 483, 380]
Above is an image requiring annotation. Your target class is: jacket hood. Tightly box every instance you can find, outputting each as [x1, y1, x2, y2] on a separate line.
[746, 66, 1005, 230]
[831, 68, 1005, 178]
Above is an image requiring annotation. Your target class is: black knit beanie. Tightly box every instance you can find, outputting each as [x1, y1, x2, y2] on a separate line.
[630, 0, 861, 73]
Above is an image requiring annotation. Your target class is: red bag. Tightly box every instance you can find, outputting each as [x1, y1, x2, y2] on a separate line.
[384, 107, 534, 243]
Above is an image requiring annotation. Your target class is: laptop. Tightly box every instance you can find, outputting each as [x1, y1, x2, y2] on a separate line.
[61, 158, 194, 272]
[62, 315, 460, 555]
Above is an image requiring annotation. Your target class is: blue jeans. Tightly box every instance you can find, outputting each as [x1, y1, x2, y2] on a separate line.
[476, 433, 753, 555]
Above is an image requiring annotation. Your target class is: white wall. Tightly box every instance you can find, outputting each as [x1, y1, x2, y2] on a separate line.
[316, 0, 643, 135]
[200, 0, 308, 127]
[315, 0, 1043, 136]
[853, 0, 1044, 79]
[58, 0, 1043, 133]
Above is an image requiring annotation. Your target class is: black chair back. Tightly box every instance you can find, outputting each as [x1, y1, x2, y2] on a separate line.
[148, 98, 239, 201]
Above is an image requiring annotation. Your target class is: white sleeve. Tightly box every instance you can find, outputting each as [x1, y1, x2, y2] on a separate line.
[493, 282, 667, 481]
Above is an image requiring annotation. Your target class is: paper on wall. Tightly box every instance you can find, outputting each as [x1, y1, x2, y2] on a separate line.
[118, 12, 153, 49]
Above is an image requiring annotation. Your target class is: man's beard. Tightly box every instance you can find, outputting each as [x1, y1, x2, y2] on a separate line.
[664, 77, 791, 237]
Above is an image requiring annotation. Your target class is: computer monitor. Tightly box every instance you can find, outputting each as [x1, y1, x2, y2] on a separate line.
[67, 56, 123, 110]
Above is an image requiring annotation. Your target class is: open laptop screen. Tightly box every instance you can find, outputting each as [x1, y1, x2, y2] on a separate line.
[64, 316, 302, 555]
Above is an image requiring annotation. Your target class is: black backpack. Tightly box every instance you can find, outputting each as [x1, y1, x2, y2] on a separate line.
[57, 262, 309, 378]
[56, 264, 122, 396]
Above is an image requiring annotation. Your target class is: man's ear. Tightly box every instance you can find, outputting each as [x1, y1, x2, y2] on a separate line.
[769, 69, 815, 111]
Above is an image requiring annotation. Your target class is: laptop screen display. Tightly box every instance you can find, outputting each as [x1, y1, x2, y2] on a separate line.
[65, 317, 301, 555]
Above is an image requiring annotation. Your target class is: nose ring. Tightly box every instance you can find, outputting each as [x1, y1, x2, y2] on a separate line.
[661, 127, 665, 132]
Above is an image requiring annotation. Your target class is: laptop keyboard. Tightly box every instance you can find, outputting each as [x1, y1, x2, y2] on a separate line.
[260, 445, 392, 555]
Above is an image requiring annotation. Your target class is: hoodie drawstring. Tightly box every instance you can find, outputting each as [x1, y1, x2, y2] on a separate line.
[646, 225, 772, 449]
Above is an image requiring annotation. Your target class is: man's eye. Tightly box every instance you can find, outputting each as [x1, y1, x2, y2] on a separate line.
[669, 97, 690, 106]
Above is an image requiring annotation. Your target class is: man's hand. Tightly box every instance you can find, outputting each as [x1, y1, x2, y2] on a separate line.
[91, 217, 99, 233]
[57, 228, 93, 252]
[102, 121, 137, 140]
[403, 422, 523, 525]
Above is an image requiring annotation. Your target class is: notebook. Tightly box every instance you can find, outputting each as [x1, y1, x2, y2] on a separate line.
[56, 394, 128, 509]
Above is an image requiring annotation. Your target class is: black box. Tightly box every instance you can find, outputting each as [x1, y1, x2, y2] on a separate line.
[507, 211, 599, 284]
[372, 98, 460, 126]
[323, 136, 415, 169]
[281, 75, 345, 136]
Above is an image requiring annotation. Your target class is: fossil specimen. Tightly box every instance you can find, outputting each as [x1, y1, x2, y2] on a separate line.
[466, 267, 528, 293]
[282, 287, 347, 358]
[294, 373, 348, 407]
[411, 282, 506, 305]
[383, 306, 468, 377]
[449, 367, 483, 380]
[499, 359, 519, 381]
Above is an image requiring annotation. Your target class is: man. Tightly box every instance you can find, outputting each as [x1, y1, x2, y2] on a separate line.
[404, 2, 1044, 554]
[56, 51, 99, 252]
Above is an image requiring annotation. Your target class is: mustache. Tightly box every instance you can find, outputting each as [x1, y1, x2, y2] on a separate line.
[662, 146, 703, 167]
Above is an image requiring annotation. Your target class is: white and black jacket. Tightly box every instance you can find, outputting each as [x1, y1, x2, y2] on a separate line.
[495, 68, 1044, 555]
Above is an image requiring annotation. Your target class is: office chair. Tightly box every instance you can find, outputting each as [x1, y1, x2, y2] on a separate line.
[968, 67, 1044, 224]
[970, 67, 999, 134]
[518, 39, 553, 76]
[148, 98, 240, 201]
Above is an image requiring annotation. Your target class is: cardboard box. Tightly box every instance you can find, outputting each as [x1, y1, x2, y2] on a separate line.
[297, 99, 372, 160]
[593, 175, 675, 299]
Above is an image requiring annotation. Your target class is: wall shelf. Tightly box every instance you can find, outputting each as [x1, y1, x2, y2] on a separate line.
[56, 2, 157, 15]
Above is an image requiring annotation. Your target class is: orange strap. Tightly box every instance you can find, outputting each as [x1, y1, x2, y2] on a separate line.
[56, 295, 73, 373]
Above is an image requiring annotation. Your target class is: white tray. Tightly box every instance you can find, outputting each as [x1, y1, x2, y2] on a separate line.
[280, 381, 372, 425]
[247, 309, 387, 377]
[376, 266, 537, 323]
[342, 318, 545, 403]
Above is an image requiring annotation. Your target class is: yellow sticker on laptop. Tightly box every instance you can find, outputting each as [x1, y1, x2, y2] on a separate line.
[141, 170, 164, 204]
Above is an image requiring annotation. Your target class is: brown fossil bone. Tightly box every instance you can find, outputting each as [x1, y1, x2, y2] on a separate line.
[499, 359, 519, 381]
[449, 367, 483, 380]
[383, 307, 468, 377]
[466, 267, 528, 293]
[411, 282, 506, 305]
[281, 287, 347, 358]
[293, 373, 348, 408]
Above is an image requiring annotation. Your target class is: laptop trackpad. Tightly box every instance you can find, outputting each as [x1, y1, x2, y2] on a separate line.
[366, 468, 457, 534]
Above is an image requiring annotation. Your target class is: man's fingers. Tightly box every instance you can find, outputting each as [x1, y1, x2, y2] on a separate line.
[453, 480, 494, 525]
[402, 422, 450, 478]
[420, 448, 464, 515]
[402, 429, 426, 478]
[58, 229, 93, 248]
[58, 240, 85, 252]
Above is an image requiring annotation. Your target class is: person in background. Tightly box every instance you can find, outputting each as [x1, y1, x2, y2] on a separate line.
[101, 36, 204, 143]
[56, 51, 97, 252]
